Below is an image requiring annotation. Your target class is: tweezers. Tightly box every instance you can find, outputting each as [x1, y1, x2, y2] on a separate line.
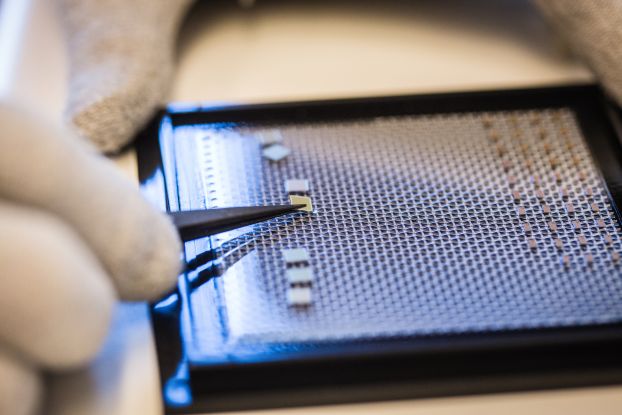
[169, 204, 306, 242]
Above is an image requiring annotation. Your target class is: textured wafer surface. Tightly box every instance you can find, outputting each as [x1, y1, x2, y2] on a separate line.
[173, 108, 622, 348]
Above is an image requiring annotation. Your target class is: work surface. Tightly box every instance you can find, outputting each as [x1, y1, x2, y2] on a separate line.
[2, 0, 622, 413]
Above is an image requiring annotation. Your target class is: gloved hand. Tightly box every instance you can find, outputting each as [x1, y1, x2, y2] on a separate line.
[58, 0, 194, 153]
[535, 0, 622, 105]
[0, 103, 182, 415]
[56, 0, 622, 157]
[0, 2, 193, 413]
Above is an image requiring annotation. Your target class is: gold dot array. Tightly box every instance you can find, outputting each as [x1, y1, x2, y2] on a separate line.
[483, 117, 536, 251]
[487, 108, 621, 267]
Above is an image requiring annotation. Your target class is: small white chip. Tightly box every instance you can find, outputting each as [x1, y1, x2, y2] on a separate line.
[286, 267, 313, 284]
[262, 144, 291, 161]
[257, 130, 283, 146]
[282, 248, 310, 264]
[285, 179, 310, 193]
[287, 287, 312, 306]
[289, 195, 313, 212]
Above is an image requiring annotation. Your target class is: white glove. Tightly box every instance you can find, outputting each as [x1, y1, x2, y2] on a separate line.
[0, 103, 182, 415]
[535, 0, 622, 105]
[58, 0, 193, 153]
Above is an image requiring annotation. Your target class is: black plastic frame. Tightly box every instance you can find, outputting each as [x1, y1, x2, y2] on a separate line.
[137, 85, 622, 414]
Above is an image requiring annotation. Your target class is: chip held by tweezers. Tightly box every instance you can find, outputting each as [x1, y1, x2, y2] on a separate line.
[282, 248, 310, 264]
[263, 144, 291, 161]
[289, 195, 313, 212]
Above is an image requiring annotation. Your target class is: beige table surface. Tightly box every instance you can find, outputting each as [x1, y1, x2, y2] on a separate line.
[1, 0, 621, 414]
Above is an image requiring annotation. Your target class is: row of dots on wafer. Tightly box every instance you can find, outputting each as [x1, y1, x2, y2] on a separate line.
[483, 113, 619, 267]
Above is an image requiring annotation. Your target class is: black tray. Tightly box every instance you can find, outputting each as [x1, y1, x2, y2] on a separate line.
[137, 85, 622, 414]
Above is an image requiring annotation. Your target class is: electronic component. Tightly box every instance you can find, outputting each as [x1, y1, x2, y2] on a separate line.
[282, 248, 310, 264]
[604, 234, 613, 245]
[585, 253, 594, 266]
[289, 195, 313, 212]
[286, 267, 313, 284]
[262, 144, 291, 161]
[502, 159, 512, 172]
[287, 287, 312, 306]
[257, 129, 283, 146]
[531, 175, 541, 187]
[285, 179, 310, 193]
[517, 207, 526, 217]
[585, 187, 593, 198]
[560, 187, 569, 199]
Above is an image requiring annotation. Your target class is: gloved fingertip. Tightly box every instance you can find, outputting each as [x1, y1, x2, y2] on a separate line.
[0, 349, 42, 415]
[115, 211, 183, 302]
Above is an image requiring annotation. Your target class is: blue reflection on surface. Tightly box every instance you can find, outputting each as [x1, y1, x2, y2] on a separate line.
[163, 363, 192, 407]
[153, 292, 179, 310]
